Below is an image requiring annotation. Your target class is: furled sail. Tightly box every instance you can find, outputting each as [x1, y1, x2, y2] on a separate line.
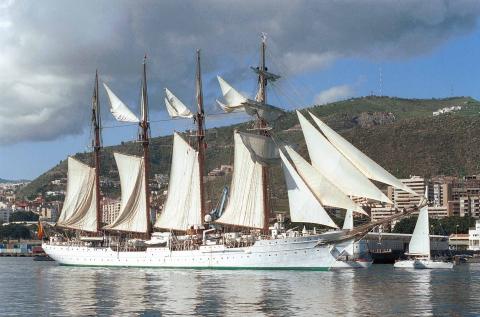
[103, 153, 148, 233]
[57, 157, 97, 232]
[164, 88, 193, 119]
[297, 111, 391, 204]
[216, 76, 284, 122]
[238, 132, 279, 166]
[154, 133, 202, 230]
[309, 112, 417, 196]
[280, 151, 338, 228]
[216, 132, 265, 229]
[103, 83, 140, 123]
[283, 146, 367, 216]
[408, 205, 430, 257]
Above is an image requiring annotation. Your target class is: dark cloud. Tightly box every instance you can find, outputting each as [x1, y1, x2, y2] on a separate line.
[1, 0, 479, 144]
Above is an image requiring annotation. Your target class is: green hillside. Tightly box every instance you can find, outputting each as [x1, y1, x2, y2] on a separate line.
[17, 96, 480, 208]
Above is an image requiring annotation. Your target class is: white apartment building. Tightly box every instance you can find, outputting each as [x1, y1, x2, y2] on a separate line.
[469, 220, 480, 251]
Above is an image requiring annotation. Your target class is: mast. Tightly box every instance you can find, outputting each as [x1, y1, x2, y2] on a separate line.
[140, 55, 152, 237]
[195, 49, 207, 224]
[257, 34, 270, 234]
[92, 70, 102, 232]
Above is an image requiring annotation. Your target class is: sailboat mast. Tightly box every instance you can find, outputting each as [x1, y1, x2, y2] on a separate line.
[195, 49, 207, 223]
[257, 34, 270, 234]
[140, 56, 152, 237]
[92, 70, 102, 232]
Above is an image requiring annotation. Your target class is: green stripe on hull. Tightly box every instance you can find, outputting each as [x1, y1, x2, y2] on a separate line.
[58, 263, 329, 271]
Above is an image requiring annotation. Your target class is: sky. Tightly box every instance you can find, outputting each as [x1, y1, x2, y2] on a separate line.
[1, 0, 480, 180]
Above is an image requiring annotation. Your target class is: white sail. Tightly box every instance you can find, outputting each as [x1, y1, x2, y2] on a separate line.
[103, 83, 140, 123]
[280, 151, 338, 228]
[155, 133, 202, 231]
[57, 157, 97, 232]
[216, 99, 241, 113]
[297, 111, 391, 204]
[408, 205, 430, 257]
[283, 146, 366, 216]
[342, 209, 354, 230]
[164, 88, 193, 119]
[103, 153, 148, 233]
[309, 112, 417, 196]
[216, 132, 265, 229]
[239, 132, 280, 166]
[216, 76, 247, 109]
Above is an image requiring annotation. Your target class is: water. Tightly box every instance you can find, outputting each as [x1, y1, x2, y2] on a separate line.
[0, 258, 478, 316]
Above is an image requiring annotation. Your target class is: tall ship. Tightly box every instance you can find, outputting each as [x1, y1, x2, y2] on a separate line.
[43, 36, 424, 269]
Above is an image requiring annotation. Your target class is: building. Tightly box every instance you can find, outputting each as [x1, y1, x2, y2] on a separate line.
[389, 176, 425, 210]
[459, 196, 480, 218]
[469, 220, 480, 251]
[430, 182, 451, 207]
[427, 206, 449, 219]
[0, 209, 12, 223]
[449, 234, 469, 251]
[102, 198, 121, 225]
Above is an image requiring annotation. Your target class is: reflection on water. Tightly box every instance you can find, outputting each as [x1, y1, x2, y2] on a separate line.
[0, 259, 479, 316]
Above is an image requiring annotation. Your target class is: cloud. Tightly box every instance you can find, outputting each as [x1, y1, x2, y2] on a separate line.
[1, 0, 479, 144]
[314, 85, 354, 105]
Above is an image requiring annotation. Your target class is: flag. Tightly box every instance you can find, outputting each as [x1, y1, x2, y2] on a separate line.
[37, 220, 44, 240]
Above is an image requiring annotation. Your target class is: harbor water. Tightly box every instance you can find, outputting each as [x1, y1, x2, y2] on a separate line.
[0, 258, 478, 316]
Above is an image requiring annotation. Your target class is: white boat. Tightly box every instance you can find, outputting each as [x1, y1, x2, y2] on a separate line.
[44, 37, 421, 270]
[394, 200, 454, 269]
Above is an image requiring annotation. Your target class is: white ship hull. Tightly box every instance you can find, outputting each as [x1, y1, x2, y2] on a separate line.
[393, 259, 454, 269]
[43, 235, 353, 270]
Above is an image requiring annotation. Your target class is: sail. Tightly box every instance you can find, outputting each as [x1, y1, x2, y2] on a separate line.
[103, 153, 148, 233]
[217, 76, 247, 109]
[154, 133, 202, 230]
[239, 132, 280, 166]
[283, 146, 366, 216]
[216, 99, 241, 113]
[216, 76, 284, 121]
[297, 111, 391, 203]
[164, 88, 194, 119]
[309, 112, 417, 196]
[103, 83, 140, 123]
[280, 151, 338, 228]
[57, 157, 97, 232]
[216, 132, 265, 229]
[342, 209, 354, 230]
[408, 205, 430, 257]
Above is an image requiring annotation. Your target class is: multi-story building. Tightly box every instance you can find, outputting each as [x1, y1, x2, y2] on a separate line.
[427, 206, 449, 219]
[102, 198, 121, 225]
[459, 196, 480, 218]
[389, 176, 425, 210]
[468, 220, 480, 251]
[0, 209, 12, 223]
[430, 182, 451, 207]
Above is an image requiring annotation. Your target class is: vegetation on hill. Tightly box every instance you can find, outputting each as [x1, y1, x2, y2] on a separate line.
[17, 96, 480, 210]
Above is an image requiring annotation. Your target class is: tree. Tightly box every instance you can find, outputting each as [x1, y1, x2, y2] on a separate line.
[0, 224, 32, 240]
[392, 215, 475, 235]
[9, 211, 39, 222]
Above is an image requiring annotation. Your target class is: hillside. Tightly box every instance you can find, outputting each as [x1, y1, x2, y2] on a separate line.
[17, 96, 480, 207]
